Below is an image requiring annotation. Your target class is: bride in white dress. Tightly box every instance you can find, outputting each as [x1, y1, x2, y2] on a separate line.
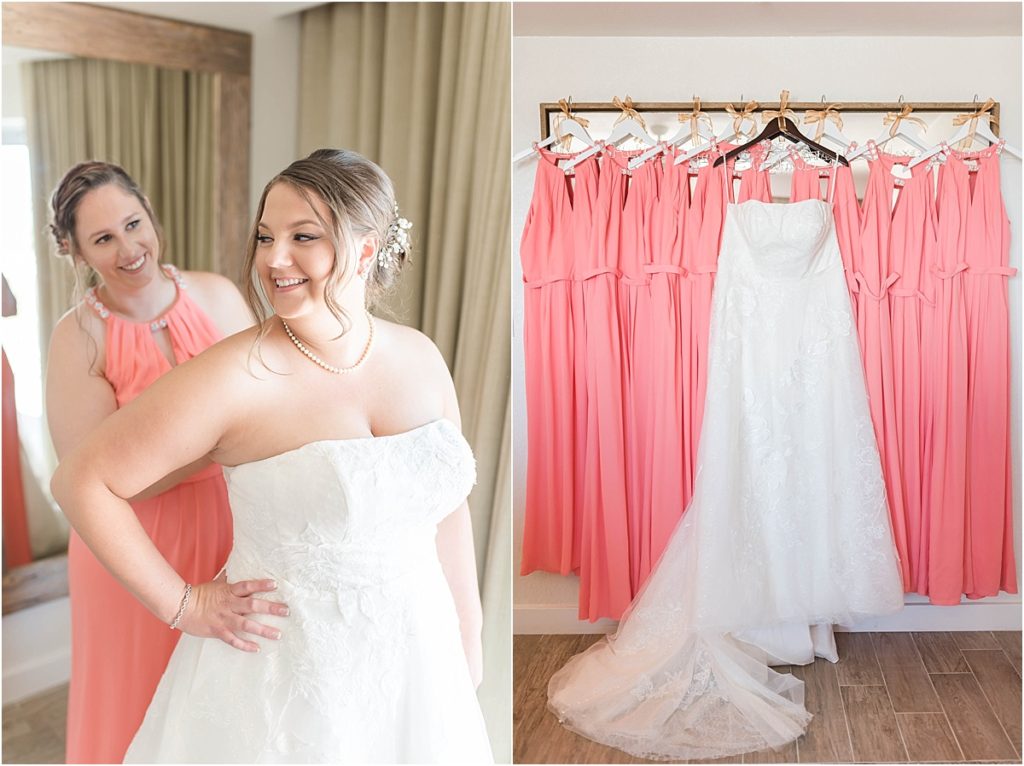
[51, 149, 493, 763]
[547, 163, 905, 760]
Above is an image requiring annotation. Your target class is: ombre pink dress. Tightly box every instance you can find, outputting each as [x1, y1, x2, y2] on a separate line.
[929, 139, 1018, 602]
[67, 265, 233, 764]
[855, 142, 913, 590]
[520, 148, 598, 576]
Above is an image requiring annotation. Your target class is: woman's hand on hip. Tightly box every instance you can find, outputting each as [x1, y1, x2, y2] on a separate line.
[178, 574, 290, 652]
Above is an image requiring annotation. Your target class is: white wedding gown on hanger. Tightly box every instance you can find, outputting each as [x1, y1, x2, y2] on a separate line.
[548, 198, 905, 761]
[125, 419, 493, 764]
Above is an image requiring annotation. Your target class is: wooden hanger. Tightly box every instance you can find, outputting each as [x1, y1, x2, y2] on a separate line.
[713, 90, 848, 167]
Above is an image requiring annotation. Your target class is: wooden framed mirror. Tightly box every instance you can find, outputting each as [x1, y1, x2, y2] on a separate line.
[1, 2, 251, 715]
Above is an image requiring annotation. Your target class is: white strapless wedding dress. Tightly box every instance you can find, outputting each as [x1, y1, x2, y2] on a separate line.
[548, 199, 905, 760]
[125, 419, 493, 763]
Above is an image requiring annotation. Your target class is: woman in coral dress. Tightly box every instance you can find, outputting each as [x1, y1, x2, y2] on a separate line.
[45, 162, 252, 763]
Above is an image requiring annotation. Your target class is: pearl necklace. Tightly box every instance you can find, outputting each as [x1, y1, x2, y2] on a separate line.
[281, 311, 375, 374]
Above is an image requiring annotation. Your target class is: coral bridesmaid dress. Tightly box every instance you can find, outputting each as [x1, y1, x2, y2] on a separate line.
[637, 148, 693, 588]
[520, 148, 598, 576]
[66, 265, 234, 763]
[929, 139, 1018, 602]
[617, 152, 661, 594]
[874, 153, 937, 594]
[854, 141, 913, 590]
[578, 146, 634, 620]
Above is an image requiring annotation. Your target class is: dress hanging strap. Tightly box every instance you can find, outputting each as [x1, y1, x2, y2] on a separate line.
[720, 147, 734, 204]
[826, 156, 839, 205]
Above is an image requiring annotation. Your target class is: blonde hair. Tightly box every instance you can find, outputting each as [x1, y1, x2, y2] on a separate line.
[243, 148, 409, 344]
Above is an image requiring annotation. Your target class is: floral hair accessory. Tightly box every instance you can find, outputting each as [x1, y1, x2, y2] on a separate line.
[377, 204, 412, 270]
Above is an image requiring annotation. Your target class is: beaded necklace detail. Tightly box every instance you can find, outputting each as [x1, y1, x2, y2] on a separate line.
[84, 264, 185, 331]
[281, 310, 375, 374]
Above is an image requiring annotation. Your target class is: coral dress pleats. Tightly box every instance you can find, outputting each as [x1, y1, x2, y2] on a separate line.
[617, 153, 661, 593]
[638, 149, 692, 588]
[929, 140, 1018, 602]
[579, 147, 634, 620]
[854, 143, 912, 589]
[880, 154, 937, 594]
[67, 266, 233, 764]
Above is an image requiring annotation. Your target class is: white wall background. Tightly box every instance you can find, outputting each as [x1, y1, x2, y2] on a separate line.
[512, 30, 1023, 634]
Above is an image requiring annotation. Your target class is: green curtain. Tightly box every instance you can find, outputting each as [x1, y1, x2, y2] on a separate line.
[24, 57, 217, 355]
[298, 3, 511, 759]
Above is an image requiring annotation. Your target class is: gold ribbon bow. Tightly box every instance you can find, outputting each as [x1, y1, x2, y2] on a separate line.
[725, 100, 760, 139]
[762, 90, 796, 128]
[803, 104, 844, 142]
[884, 104, 928, 138]
[612, 95, 647, 131]
[678, 97, 716, 145]
[952, 98, 998, 148]
[554, 98, 589, 150]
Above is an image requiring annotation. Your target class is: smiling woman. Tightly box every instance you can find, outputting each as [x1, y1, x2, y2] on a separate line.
[43, 160, 254, 764]
[49, 149, 493, 763]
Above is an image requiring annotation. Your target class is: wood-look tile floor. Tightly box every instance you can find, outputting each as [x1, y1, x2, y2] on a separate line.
[514, 632, 1023, 764]
[2, 683, 67, 764]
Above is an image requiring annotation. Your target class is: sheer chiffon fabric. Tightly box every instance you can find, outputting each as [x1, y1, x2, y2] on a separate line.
[548, 199, 904, 761]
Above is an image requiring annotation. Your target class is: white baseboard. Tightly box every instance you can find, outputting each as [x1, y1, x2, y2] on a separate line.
[514, 595, 1023, 635]
[2, 596, 72, 705]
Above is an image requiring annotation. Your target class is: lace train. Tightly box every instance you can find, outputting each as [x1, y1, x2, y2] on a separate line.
[548, 200, 905, 760]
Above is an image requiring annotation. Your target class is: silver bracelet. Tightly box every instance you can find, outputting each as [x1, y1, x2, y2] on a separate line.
[169, 583, 192, 630]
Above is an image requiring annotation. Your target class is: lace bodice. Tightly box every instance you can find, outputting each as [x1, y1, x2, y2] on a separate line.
[221, 419, 476, 594]
[730, 199, 835, 279]
[125, 417, 492, 764]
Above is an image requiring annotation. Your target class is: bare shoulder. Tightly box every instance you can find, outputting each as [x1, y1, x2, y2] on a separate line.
[180, 269, 254, 336]
[181, 269, 240, 296]
[372, 317, 458, 422]
[375, 317, 452, 382]
[49, 302, 106, 372]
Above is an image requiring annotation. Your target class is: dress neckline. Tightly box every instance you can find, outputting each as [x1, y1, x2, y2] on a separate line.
[84, 264, 185, 331]
[221, 418, 459, 471]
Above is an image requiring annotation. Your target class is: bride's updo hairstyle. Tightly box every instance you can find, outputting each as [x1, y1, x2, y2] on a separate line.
[243, 148, 409, 336]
